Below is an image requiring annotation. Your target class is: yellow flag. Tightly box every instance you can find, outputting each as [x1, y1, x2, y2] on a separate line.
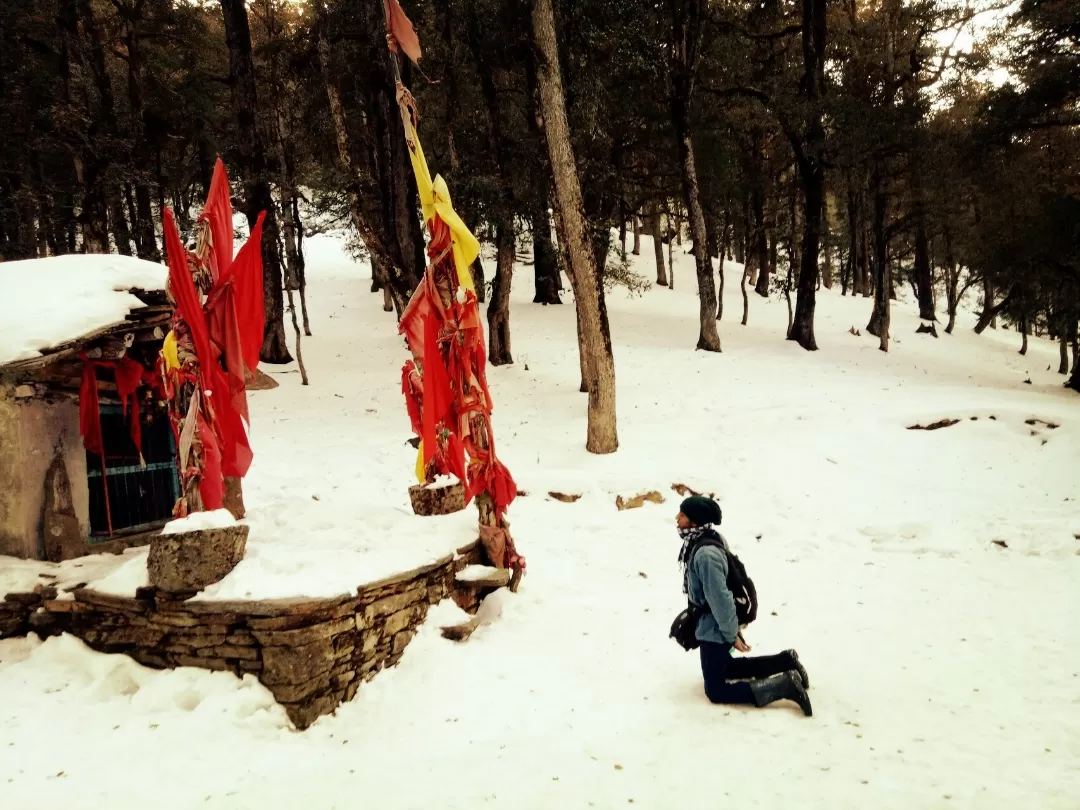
[162, 330, 180, 371]
[400, 108, 478, 292]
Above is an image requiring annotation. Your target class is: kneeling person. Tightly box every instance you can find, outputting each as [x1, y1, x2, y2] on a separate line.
[677, 496, 812, 716]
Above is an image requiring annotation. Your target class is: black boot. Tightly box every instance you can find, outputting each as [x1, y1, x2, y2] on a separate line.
[783, 649, 810, 690]
[750, 670, 812, 717]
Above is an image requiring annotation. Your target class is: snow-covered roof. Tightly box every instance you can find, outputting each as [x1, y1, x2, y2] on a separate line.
[0, 254, 168, 367]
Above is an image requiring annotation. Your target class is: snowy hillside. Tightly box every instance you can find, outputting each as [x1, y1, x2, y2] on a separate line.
[1, 234, 1078, 810]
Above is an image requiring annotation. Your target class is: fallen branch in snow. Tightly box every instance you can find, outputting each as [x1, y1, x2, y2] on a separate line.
[615, 491, 665, 511]
[440, 617, 482, 641]
[1024, 419, 1060, 429]
[441, 590, 507, 642]
[671, 483, 716, 499]
[548, 491, 581, 503]
[907, 419, 961, 431]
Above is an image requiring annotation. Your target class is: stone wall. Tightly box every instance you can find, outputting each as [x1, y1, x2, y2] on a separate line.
[2, 541, 487, 729]
[0, 387, 89, 560]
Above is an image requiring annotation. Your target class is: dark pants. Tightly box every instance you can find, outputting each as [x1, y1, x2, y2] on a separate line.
[699, 642, 792, 705]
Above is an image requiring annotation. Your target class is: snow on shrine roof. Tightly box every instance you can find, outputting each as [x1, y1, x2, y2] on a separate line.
[0, 254, 168, 367]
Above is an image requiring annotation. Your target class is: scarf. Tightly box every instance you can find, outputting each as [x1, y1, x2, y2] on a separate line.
[678, 525, 710, 594]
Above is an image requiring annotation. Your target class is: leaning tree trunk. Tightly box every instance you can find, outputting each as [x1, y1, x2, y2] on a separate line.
[313, 0, 422, 318]
[671, 92, 721, 352]
[219, 0, 291, 363]
[533, 0, 617, 454]
[974, 286, 1015, 335]
[266, 10, 307, 381]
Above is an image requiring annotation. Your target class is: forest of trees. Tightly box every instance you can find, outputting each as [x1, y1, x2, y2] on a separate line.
[1, 0, 1078, 419]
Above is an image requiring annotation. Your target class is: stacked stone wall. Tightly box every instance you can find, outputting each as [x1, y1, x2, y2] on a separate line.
[1, 541, 487, 729]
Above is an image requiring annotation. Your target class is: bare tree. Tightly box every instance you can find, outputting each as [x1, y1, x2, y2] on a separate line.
[668, 0, 721, 351]
[532, 0, 618, 454]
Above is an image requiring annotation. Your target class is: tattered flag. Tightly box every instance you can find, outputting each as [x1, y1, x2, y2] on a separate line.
[385, 0, 422, 64]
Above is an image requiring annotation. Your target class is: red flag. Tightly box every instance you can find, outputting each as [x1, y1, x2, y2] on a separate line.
[385, 0, 422, 64]
[164, 208, 215, 373]
[225, 212, 265, 373]
[200, 159, 234, 283]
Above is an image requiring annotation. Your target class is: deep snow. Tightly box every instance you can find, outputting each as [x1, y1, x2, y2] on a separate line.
[1, 232, 1078, 810]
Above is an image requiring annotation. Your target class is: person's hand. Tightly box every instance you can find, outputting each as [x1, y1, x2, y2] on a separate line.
[734, 634, 751, 653]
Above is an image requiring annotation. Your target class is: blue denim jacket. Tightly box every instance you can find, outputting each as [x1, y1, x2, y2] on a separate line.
[686, 536, 739, 645]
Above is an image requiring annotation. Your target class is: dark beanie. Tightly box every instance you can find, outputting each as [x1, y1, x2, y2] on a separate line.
[680, 496, 722, 527]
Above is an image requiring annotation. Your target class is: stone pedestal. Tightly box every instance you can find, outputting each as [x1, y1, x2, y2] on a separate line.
[148, 524, 248, 593]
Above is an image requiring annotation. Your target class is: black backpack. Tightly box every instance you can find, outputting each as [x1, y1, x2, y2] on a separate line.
[669, 535, 758, 651]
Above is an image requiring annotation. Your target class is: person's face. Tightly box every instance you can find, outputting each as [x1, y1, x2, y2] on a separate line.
[676, 512, 694, 530]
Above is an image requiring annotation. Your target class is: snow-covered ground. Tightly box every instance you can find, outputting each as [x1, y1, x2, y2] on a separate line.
[2, 233, 1078, 809]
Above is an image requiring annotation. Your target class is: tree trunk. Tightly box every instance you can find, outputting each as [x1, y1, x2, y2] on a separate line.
[524, 52, 561, 306]
[983, 279, 998, 329]
[945, 270, 960, 334]
[821, 193, 833, 290]
[789, 0, 827, 353]
[471, 256, 487, 303]
[121, 14, 160, 262]
[913, 217, 935, 321]
[866, 167, 890, 351]
[733, 207, 745, 264]
[108, 190, 133, 256]
[1067, 320, 1080, 391]
[975, 286, 1015, 334]
[632, 215, 641, 255]
[265, 3, 307, 375]
[741, 266, 751, 326]
[487, 222, 515, 366]
[789, 153, 822, 352]
[670, 52, 721, 352]
[291, 196, 311, 335]
[751, 143, 770, 297]
[219, 0, 291, 364]
[466, 12, 517, 364]
[667, 226, 675, 290]
[314, 1, 421, 318]
[531, 202, 561, 304]
[1019, 316, 1029, 355]
[716, 207, 730, 321]
[370, 255, 395, 312]
[533, 0, 617, 454]
[648, 206, 668, 286]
